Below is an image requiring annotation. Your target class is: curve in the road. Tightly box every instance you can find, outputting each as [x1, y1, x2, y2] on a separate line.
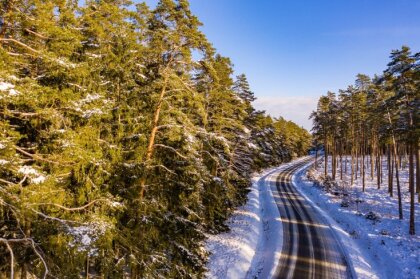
[273, 158, 352, 279]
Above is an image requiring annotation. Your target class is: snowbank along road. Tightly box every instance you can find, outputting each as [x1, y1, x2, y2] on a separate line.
[269, 157, 352, 279]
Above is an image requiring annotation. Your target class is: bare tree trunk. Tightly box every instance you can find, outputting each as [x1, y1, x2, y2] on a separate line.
[324, 136, 328, 177]
[340, 143, 343, 180]
[345, 147, 348, 175]
[20, 265, 27, 279]
[377, 144, 381, 189]
[332, 139, 336, 180]
[380, 146, 383, 184]
[416, 143, 419, 203]
[86, 255, 89, 279]
[393, 142, 403, 220]
[389, 146, 394, 197]
[362, 129, 366, 191]
[139, 74, 169, 199]
[409, 142, 415, 235]
[371, 135, 375, 180]
[355, 143, 359, 180]
[351, 145, 355, 186]
[385, 109, 402, 219]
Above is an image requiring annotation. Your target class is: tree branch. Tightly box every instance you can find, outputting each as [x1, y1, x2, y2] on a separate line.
[0, 238, 15, 278]
[24, 28, 48, 40]
[154, 144, 188, 159]
[14, 145, 67, 165]
[0, 38, 40, 54]
[33, 199, 107, 212]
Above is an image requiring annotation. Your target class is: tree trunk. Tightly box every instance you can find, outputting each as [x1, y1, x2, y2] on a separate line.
[139, 74, 169, 200]
[355, 143, 359, 180]
[409, 142, 415, 234]
[340, 144, 343, 180]
[351, 145, 355, 186]
[345, 148, 348, 175]
[86, 255, 89, 279]
[393, 142, 403, 220]
[324, 136, 328, 177]
[416, 143, 419, 203]
[371, 135, 375, 180]
[362, 129, 366, 191]
[332, 139, 336, 180]
[377, 145, 381, 189]
[389, 147, 394, 197]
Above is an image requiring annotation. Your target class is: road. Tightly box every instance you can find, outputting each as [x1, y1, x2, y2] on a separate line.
[271, 157, 352, 279]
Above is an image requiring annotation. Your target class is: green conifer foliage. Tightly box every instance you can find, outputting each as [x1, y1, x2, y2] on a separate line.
[0, 0, 312, 277]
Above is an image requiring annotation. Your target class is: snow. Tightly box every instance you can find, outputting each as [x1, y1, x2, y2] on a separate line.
[0, 143, 5, 149]
[72, 93, 106, 118]
[55, 58, 76, 69]
[8, 89, 19, 96]
[247, 142, 258, 149]
[186, 134, 196, 144]
[0, 81, 14, 91]
[293, 161, 378, 279]
[205, 158, 308, 279]
[86, 53, 102, 58]
[205, 156, 417, 279]
[83, 93, 101, 102]
[67, 222, 109, 256]
[0, 159, 9, 165]
[82, 108, 103, 118]
[297, 156, 420, 279]
[0, 81, 20, 97]
[18, 166, 40, 176]
[205, 169, 263, 279]
[18, 166, 47, 184]
[31, 175, 46, 184]
[110, 201, 124, 209]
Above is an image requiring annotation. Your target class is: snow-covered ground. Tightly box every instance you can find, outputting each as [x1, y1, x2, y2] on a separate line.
[205, 156, 419, 279]
[299, 156, 420, 279]
[204, 159, 309, 279]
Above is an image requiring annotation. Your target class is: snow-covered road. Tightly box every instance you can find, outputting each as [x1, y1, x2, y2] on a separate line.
[206, 157, 381, 279]
[247, 157, 353, 279]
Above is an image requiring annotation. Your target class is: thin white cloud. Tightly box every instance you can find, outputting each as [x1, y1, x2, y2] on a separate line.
[253, 96, 318, 131]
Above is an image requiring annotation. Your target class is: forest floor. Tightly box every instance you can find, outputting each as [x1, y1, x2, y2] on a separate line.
[299, 156, 420, 279]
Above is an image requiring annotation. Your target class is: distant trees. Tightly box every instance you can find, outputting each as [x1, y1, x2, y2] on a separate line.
[0, 0, 311, 277]
[311, 46, 419, 235]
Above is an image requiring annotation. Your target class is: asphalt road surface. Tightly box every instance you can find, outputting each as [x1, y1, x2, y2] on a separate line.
[272, 158, 352, 279]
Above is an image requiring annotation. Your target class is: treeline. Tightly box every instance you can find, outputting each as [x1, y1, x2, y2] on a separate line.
[0, 0, 310, 277]
[311, 46, 419, 235]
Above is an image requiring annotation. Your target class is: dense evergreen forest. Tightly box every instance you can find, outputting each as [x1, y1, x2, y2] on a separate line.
[0, 0, 311, 277]
[311, 46, 419, 235]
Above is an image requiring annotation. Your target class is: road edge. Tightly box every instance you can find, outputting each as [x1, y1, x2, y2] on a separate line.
[291, 160, 380, 279]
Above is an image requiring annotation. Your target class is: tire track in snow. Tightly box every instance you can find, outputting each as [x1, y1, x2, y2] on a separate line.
[273, 158, 351, 279]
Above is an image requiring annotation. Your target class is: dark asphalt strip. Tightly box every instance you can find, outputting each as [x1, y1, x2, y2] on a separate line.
[282, 168, 325, 279]
[272, 158, 351, 279]
[274, 166, 299, 278]
[274, 159, 313, 278]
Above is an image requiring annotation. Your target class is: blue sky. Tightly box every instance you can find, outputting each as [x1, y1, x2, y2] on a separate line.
[143, 0, 420, 130]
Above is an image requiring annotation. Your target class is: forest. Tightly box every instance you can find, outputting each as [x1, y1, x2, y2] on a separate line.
[0, 0, 311, 277]
[311, 46, 419, 236]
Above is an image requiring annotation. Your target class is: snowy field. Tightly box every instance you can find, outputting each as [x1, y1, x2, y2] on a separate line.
[299, 156, 420, 279]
